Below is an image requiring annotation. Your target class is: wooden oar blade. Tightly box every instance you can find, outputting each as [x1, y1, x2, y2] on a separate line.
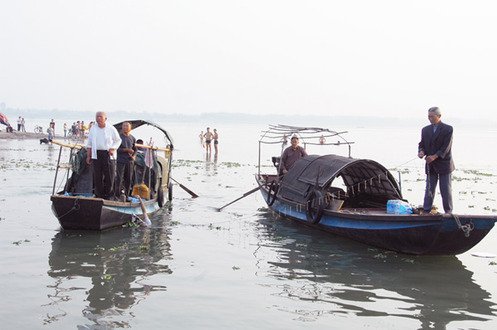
[216, 186, 260, 211]
[170, 177, 199, 198]
[179, 183, 199, 198]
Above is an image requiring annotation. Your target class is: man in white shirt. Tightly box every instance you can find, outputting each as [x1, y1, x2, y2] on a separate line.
[86, 111, 122, 199]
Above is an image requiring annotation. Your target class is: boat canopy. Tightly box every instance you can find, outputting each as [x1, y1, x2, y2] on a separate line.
[279, 154, 402, 204]
[114, 120, 174, 148]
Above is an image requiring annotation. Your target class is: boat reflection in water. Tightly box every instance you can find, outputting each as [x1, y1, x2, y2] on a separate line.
[253, 209, 496, 328]
[46, 218, 172, 328]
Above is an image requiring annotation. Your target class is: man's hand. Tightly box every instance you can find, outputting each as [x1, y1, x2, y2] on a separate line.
[109, 148, 115, 156]
[425, 154, 438, 164]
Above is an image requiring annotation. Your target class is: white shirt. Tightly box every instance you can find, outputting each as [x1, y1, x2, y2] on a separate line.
[86, 124, 122, 160]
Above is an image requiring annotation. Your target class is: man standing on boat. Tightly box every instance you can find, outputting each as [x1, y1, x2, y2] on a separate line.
[86, 111, 122, 199]
[418, 106, 455, 214]
[279, 136, 308, 175]
[114, 122, 136, 200]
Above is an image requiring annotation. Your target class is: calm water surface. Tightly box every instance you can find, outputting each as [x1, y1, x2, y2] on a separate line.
[1, 122, 497, 329]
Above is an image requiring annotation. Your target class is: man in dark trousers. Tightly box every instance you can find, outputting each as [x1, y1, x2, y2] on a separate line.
[418, 106, 455, 214]
[86, 111, 122, 199]
[114, 122, 136, 200]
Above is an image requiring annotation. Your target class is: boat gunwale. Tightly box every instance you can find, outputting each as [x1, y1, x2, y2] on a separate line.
[50, 193, 158, 208]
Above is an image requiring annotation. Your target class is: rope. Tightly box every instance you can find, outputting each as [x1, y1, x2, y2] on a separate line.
[426, 165, 433, 199]
[453, 214, 474, 237]
[57, 198, 81, 219]
[392, 157, 418, 169]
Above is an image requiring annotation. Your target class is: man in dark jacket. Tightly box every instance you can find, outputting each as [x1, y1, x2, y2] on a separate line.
[114, 121, 136, 200]
[279, 136, 308, 175]
[418, 107, 455, 214]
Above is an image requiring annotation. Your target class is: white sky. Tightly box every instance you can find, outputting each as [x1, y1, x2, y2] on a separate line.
[1, 0, 496, 119]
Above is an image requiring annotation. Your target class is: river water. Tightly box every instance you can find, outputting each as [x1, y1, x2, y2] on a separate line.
[1, 120, 497, 329]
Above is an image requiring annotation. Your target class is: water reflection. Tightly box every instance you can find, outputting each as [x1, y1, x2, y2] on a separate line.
[204, 151, 218, 175]
[46, 217, 173, 328]
[254, 210, 496, 328]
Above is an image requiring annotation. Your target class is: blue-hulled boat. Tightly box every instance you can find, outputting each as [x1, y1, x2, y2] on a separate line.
[255, 125, 497, 255]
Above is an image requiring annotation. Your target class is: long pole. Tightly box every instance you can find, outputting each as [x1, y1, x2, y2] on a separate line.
[52, 145, 63, 195]
[216, 186, 260, 211]
[258, 141, 261, 176]
[170, 177, 199, 198]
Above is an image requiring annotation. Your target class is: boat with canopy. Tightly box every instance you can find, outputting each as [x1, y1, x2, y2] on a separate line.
[255, 124, 497, 255]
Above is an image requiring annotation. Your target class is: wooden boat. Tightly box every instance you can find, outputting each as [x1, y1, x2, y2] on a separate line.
[255, 125, 497, 255]
[50, 120, 173, 230]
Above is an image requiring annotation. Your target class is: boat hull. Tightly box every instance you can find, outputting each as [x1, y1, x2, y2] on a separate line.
[50, 195, 161, 230]
[257, 179, 496, 255]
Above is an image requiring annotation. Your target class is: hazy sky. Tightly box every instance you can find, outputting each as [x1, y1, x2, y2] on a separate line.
[1, 0, 496, 119]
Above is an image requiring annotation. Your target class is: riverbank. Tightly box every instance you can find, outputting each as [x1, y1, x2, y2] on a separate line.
[0, 130, 46, 140]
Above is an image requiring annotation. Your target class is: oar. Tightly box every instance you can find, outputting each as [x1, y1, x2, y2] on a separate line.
[137, 196, 152, 227]
[170, 177, 199, 198]
[216, 186, 260, 211]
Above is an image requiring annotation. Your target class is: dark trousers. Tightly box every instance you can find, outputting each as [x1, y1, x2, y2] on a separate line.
[423, 171, 453, 213]
[92, 150, 115, 199]
[115, 160, 134, 197]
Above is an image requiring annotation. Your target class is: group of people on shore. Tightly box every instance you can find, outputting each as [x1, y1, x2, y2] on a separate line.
[199, 127, 219, 154]
[42, 119, 96, 143]
[68, 120, 94, 138]
[17, 116, 26, 132]
[6, 116, 95, 142]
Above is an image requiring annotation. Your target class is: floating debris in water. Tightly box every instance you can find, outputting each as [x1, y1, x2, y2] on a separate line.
[12, 239, 30, 245]
[463, 169, 494, 177]
[471, 252, 496, 258]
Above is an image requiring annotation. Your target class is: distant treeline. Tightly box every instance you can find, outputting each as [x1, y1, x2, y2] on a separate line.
[1, 108, 493, 129]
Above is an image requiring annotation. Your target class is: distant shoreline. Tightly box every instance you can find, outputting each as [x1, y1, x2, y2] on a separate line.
[0, 130, 47, 140]
[0, 131, 72, 141]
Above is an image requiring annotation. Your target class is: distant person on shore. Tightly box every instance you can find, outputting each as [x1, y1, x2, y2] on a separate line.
[199, 130, 204, 148]
[213, 128, 219, 154]
[114, 122, 136, 200]
[21, 117, 26, 132]
[47, 126, 54, 142]
[49, 119, 55, 132]
[71, 122, 77, 137]
[418, 106, 454, 214]
[17, 116, 22, 131]
[279, 136, 307, 175]
[204, 127, 214, 153]
[86, 111, 122, 199]
[319, 135, 326, 145]
[75, 121, 80, 137]
[63, 123, 68, 138]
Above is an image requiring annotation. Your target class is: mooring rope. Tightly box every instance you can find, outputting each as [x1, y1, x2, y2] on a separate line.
[453, 213, 474, 237]
[57, 198, 81, 219]
[393, 157, 418, 169]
